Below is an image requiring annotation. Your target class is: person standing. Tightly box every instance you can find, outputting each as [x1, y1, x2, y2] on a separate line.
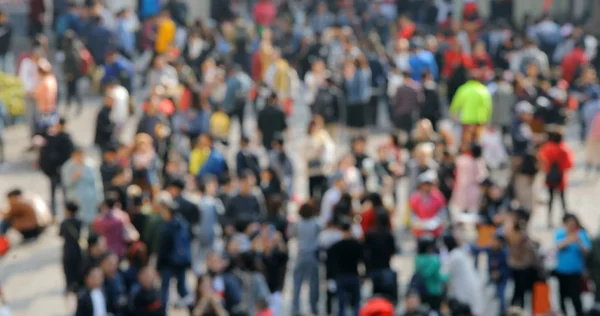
[450, 144, 487, 213]
[61, 147, 104, 225]
[291, 203, 321, 315]
[75, 266, 108, 316]
[18, 48, 41, 143]
[156, 192, 193, 311]
[329, 220, 364, 316]
[62, 31, 84, 115]
[28, 0, 45, 39]
[154, 9, 176, 55]
[0, 11, 12, 73]
[34, 59, 58, 137]
[94, 95, 117, 152]
[84, 16, 112, 67]
[444, 234, 484, 316]
[392, 71, 422, 135]
[39, 118, 74, 216]
[258, 93, 287, 150]
[537, 132, 575, 228]
[554, 214, 590, 316]
[450, 77, 493, 143]
[59, 202, 83, 294]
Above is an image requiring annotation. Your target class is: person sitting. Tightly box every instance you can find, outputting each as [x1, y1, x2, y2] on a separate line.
[0, 189, 51, 239]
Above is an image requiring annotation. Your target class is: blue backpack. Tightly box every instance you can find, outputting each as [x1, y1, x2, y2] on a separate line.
[169, 218, 192, 266]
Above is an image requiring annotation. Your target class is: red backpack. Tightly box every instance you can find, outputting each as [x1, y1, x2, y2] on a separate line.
[79, 48, 93, 76]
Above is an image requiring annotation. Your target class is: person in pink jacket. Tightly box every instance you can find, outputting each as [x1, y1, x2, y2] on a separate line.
[451, 144, 488, 213]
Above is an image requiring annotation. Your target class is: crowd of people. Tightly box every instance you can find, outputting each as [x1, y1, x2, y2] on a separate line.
[2, 0, 600, 315]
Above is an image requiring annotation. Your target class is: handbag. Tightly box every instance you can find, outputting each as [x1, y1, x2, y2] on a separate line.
[532, 281, 551, 315]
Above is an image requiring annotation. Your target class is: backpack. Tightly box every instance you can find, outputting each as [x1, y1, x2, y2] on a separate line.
[79, 48, 93, 76]
[408, 272, 429, 297]
[169, 219, 191, 266]
[546, 162, 562, 187]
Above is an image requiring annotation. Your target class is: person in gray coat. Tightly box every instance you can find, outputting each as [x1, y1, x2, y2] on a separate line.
[490, 74, 516, 137]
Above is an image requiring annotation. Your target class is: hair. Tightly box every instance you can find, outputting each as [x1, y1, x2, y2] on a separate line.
[198, 174, 218, 193]
[127, 242, 149, 267]
[375, 208, 391, 230]
[6, 189, 22, 198]
[416, 238, 435, 254]
[104, 191, 120, 209]
[167, 178, 186, 190]
[563, 213, 582, 229]
[298, 202, 315, 219]
[470, 143, 483, 159]
[65, 201, 80, 214]
[443, 234, 459, 251]
[87, 232, 102, 249]
[547, 131, 563, 143]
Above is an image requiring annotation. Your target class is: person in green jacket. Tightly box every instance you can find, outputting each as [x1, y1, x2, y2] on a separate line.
[414, 238, 449, 311]
[450, 78, 493, 143]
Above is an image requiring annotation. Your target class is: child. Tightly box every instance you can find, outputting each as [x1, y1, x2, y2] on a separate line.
[488, 232, 509, 312]
[59, 202, 83, 294]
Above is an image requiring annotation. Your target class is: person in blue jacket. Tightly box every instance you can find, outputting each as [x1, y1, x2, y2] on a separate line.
[195, 134, 228, 181]
[409, 37, 439, 82]
[84, 15, 112, 66]
[102, 50, 135, 94]
[488, 232, 510, 312]
[554, 213, 591, 316]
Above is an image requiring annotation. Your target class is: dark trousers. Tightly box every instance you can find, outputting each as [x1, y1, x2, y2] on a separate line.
[308, 175, 327, 200]
[49, 174, 64, 217]
[63, 255, 82, 293]
[66, 78, 83, 113]
[510, 267, 535, 308]
[228, 103, 245, 134]
[548, 187, 567, 225]
[556, 272, 584, 316]
[160, 266, 189, 312]
[367, 95, 381, 126]
[29, 19, 43, 39]
[335, 275, 360, 316]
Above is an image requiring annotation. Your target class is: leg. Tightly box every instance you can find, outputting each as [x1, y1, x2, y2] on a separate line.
[510, 268, 526, 308]
[557, 273, 568, 314]
[308, 260, 320, 314]
[49, 175, 58, 217]
[559, 189, 568, 214]
[567, 274, 584, 316]
[175, 266, 189, 299]
[548, 187, 555, 228]
[496, 279, 508, 312]
[349, 277, 361, 316]
[292, 262, 305, 314]
[336, 277, 347, 316]
[65, 79, 75, 110]
[159, 268, 172, 312]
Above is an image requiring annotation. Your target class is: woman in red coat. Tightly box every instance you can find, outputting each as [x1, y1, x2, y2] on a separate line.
[537, 131, 574, 228]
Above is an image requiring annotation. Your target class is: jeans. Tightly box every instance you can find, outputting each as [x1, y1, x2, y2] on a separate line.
[160, 266, 189, 312]
[336, 275, 360, 316]
[49, 174, 64, 217]
[292, 258, 319, 314]
[495, 279, 509, 312]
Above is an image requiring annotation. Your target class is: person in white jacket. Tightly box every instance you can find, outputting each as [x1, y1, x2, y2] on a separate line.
[443, 234, 484, 316]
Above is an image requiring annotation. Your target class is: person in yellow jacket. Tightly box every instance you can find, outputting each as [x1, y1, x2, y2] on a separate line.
[450, 78, 493, 143]
[155, 10, 176, 54]
[189, 138, 211, 175]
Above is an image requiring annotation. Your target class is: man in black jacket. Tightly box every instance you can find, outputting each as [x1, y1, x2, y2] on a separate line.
[0, 11, 12, 72]
[165, 178, 200, 239]
[258, 93, 287, 150]
[94, 94, 116, 152]
[75, 266, 108, 316]
[40, 118, 74, 216]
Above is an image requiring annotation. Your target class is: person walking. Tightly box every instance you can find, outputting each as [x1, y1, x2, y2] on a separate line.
[19, 48, 41, 143]
[156, 192, 193, 311]
[291, 203, 321, 315]
[61, 147, 104, 225]
[34, 59, 58, 137]
[537, 132, 575, 228]
[450, 76, 493, 143]
[329, 219, 364, 316]
[59, 202, 83, 294]
[39, 118, 74, 216]
[258, 93, 287, 150]
[62, 31, 84, 115]
[554, 214, 590, 316]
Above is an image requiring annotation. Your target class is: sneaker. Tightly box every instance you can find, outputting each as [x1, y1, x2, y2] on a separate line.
[175, 294, 194, 308]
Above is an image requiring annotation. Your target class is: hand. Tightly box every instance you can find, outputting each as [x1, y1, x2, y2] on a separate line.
[72, 169, 82, 181]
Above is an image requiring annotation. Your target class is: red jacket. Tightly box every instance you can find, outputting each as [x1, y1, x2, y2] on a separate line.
[442, 50, 474, 78]
[537, 141, 574, 190]
[397, 22, 416, 40]
[561, 48, 588, 83]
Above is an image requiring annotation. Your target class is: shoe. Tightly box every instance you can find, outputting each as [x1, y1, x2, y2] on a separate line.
[175, 294, 194, 308]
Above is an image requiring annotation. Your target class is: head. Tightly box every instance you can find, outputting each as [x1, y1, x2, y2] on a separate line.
[312, 59, 325, 73]
[563, 214, 581, 232]
[197, 134, 213, 149]
[443, 234, 459, 251]
[165, 178, 185, 197]
[84, 266, 104, 290]
[71, 147, 85, 164]
[87, 233, 107, 255]
[240, 136, 250, 148]
[198, 175, 218, 196]
[37, 59, 53, 76]
[416, 237, 436, 254]
[138, 266, 157, 289]
[239, 171, 255, 194]
[6, 189, 23, 206]
[547, 131, 563, 144]
[470, 143, 482, 159]
[351, 136, 366, 154]
[414, 143, 434, 164]
[298, 202, 315, 220]
[65, 201, 79, 218]
[155, 191, 175, 220]
[100, 252, 119, 277]
[206, 251, 227, 274]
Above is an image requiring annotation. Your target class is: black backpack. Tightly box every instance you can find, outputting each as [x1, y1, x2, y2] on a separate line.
[546, 162, 562, 186]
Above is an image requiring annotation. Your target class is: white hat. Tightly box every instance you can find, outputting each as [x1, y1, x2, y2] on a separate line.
[515, 101, 534, 114]
[417, 170, 438, 184]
